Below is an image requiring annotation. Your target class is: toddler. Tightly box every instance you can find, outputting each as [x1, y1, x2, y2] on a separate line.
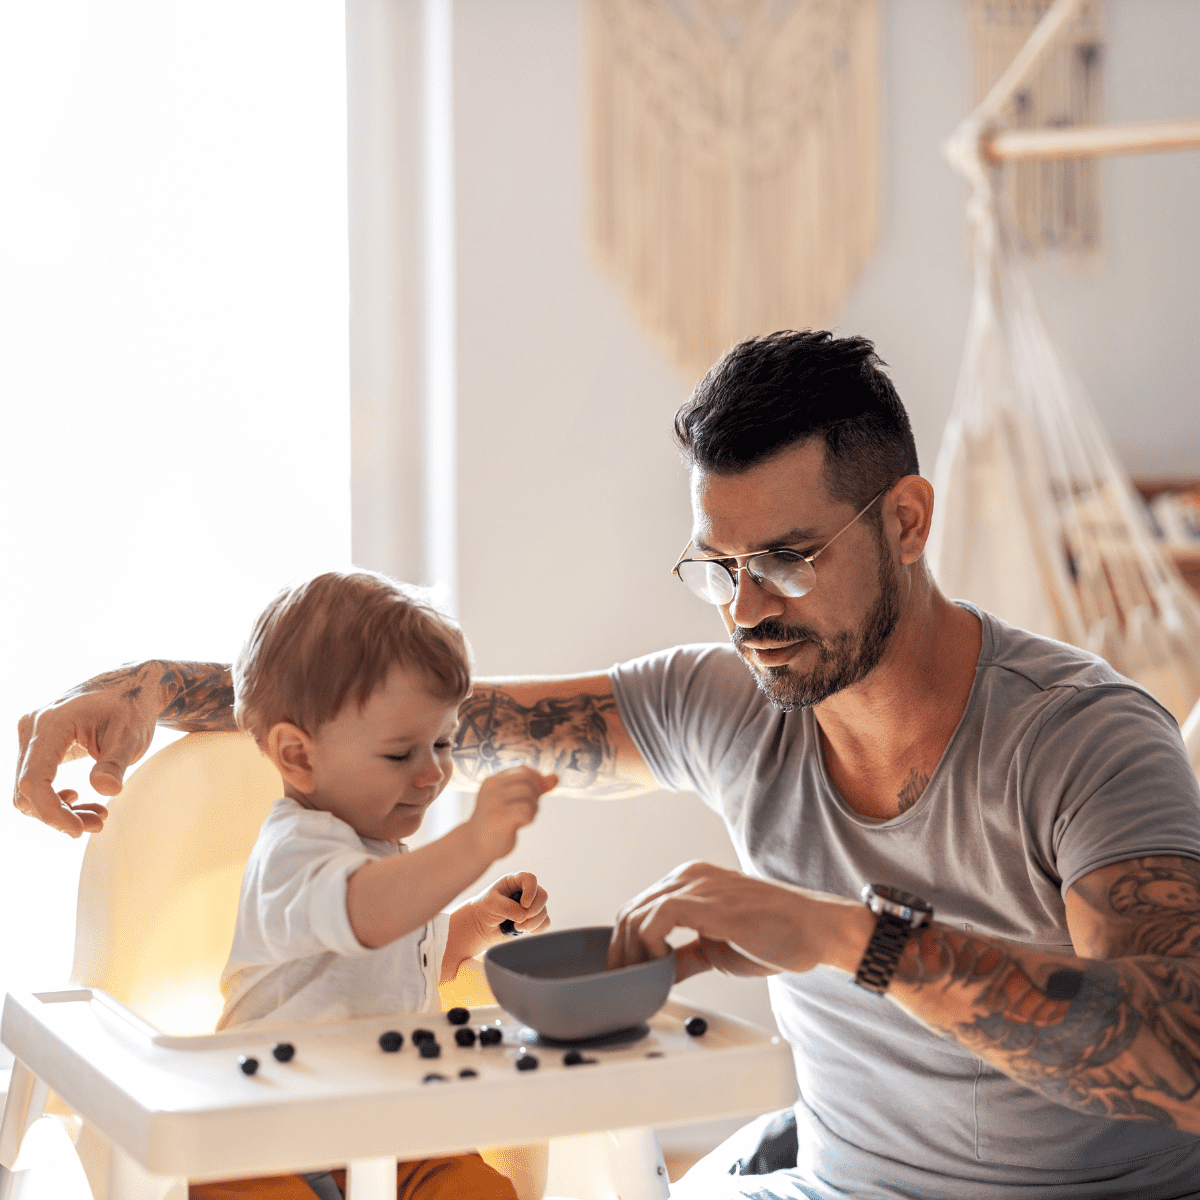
[192, 570, 557, 1200]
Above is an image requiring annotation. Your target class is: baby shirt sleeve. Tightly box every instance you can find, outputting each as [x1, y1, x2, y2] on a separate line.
[231, 803, 379, 966]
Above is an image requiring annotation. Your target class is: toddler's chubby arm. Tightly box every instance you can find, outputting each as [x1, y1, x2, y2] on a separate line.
[345, 764, 557, 952]
[443, 871, 550, 984]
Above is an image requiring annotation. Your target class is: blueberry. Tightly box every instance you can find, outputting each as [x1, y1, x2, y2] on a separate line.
[515, 1053, 539, 1071]
[419, 1040, 442, 1059]
[478, 1027, 503, 1046]
[454, 1027, 476, 1047]
[458, 1068, 478, 1079]
[411, 1028, 435, 1044]
[500, 890, 524, 936]
[685, 1017, 708, 1037]
[563, 1050, 583, 1066]
[238, 1055, 259, 1075]
[422, 1072, 447, 1083]
[446, 1007, 470, 1025]
[272, 1042, 295, 1063]
[378, 1030, 403, 1053]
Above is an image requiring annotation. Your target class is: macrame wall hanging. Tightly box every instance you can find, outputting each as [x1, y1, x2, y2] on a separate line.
[589, 0, 879, 382]
[970, 0, 1105, 257]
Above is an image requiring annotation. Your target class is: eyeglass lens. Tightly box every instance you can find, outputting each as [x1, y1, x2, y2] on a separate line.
[676, 553, 817, 606]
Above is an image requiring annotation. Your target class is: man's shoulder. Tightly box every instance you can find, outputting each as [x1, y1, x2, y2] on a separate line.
[975, 606, 1158, 705]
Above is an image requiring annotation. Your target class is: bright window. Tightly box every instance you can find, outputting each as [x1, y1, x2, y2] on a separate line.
[0, 1, 350, 1007]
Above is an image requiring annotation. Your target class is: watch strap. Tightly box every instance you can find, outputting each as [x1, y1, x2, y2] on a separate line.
[853, 910, 917, 995]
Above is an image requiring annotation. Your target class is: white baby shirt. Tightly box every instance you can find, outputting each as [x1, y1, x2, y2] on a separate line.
[218, 798, 448, 1031]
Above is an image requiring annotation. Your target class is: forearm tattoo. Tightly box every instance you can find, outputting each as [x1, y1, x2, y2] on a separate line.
[453, 688, 624, 792]
[74, 660, 236, 732]
[895, 858, 1200, 1129]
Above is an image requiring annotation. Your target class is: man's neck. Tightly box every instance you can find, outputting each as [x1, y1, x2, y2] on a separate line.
[813, 590, 983, 820]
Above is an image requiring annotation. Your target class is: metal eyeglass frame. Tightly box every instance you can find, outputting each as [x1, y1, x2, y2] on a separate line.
[672, 488, 887, 606]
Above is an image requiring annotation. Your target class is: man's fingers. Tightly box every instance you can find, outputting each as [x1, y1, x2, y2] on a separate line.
[88, 724, 150, 796]
[14, 720, 86, 836]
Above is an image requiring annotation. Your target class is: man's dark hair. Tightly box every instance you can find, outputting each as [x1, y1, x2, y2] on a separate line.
[674, 330, 919, 514]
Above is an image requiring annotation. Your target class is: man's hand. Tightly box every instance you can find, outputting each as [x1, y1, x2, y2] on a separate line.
[14, 684, 158, 837]
[464, 765, 558, 860]
[607, 860, 871, 983]
[13, 660, 237, 837]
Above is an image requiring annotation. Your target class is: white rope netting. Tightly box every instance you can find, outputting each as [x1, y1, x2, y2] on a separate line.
[928, 19, 1200, 727]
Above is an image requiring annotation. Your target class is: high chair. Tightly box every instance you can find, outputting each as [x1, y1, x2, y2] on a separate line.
[0, 733, 795, 1200]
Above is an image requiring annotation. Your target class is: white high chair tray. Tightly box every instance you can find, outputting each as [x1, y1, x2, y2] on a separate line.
[2, 988, 795, 1182]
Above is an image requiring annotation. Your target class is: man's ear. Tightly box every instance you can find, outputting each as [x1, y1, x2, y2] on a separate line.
[890, 475, 935, 566]
[266, 722, 317, 794]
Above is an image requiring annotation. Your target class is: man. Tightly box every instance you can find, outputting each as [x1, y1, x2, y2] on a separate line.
[15, 331, 1200, 1198]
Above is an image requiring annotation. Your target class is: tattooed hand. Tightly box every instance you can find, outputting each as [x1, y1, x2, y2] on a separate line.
[14, 660, 236, 836]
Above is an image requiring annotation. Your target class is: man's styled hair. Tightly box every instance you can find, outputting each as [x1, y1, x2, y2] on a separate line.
[674, 330, 919, 513]
[233, 570, 471, 747]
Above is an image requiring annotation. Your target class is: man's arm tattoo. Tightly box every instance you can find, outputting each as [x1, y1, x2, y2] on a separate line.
[453, 688, 625, 793]
[74, 660, 237, 732]
[894, 858, 1200, 1130]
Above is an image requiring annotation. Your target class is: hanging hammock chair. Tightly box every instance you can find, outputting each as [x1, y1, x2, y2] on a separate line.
[926, 0, 1200, 739]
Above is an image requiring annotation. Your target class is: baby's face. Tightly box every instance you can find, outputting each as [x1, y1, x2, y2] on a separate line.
[303, 665, 459, 842]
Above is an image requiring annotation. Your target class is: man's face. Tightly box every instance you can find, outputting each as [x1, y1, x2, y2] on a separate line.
[689, 439, 900, 710]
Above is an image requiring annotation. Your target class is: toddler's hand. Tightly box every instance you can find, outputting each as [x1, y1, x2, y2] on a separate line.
[467, 764, 557, 861]
[465, 872, 551, 948]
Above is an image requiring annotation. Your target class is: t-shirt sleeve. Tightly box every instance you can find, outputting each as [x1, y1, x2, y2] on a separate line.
[608, 643, 766, 807]
[235, 808, 377, 964]
[1026, 684, 1200, 895]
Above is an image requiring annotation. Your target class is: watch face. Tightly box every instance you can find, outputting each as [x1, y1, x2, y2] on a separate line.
[862, 884, 933, 923]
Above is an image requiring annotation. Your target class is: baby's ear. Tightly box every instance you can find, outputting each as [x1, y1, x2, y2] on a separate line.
[267, 722, 316, 793]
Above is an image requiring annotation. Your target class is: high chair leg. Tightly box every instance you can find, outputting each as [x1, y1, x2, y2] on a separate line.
[344, 1157, 395, 1200]
[0, 1060, 49, 1200]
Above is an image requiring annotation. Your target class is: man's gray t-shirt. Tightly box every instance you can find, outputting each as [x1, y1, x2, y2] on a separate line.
[609, 607, 1200, 1199]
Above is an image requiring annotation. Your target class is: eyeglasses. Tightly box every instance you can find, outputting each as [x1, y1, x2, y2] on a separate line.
[672, 489, 886, 606]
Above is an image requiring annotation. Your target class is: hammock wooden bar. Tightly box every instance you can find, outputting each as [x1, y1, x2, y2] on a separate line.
[985, 118, 1200, 163]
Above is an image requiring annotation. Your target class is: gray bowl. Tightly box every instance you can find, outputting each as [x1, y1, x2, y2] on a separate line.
[483, 926, 675, 1042]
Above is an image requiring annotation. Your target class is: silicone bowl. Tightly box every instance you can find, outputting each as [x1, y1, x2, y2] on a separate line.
[483, 925, 675, 1042]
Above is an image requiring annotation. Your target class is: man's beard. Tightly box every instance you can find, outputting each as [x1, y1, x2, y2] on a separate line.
[732, 544, 901, 711]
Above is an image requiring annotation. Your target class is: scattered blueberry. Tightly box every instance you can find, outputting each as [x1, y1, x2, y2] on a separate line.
[419, 1040, 442, 1059]
[378, 1030, 403, 1053]
[238, 1055, 259, 1076]
[272, 1042, 295, 1063]
[411, 1028, 435, 1045]
[646, 1051, 664, 1058]
[562, 1050, 596, 1066]
[685, 1017, 708, 1037]
[458, 1068, 478, 1079]
[478, 1027, 503, 1046]
[515, 1053, 539, 1071]
[422, 1072, 447, 1083]
[454, 1027, 476, 1047]
[446, 1007, 470, 1025]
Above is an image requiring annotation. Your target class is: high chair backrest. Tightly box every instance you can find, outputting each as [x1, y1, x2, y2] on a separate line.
[70, 731, 281, 1035]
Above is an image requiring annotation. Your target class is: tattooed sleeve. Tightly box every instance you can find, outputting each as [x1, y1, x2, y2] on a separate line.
[894, 856, 1200, 1132]
[72, 660, 237, 732]
[453, 687, 629, 794]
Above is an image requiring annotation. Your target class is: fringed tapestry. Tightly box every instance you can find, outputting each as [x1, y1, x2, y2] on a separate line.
[589, 0, 879, 381]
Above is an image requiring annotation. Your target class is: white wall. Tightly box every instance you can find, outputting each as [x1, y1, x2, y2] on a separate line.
[445, 0, 1200, 1043]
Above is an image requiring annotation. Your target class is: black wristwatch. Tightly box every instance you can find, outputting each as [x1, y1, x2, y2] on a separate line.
[852, 884, 933, 995]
